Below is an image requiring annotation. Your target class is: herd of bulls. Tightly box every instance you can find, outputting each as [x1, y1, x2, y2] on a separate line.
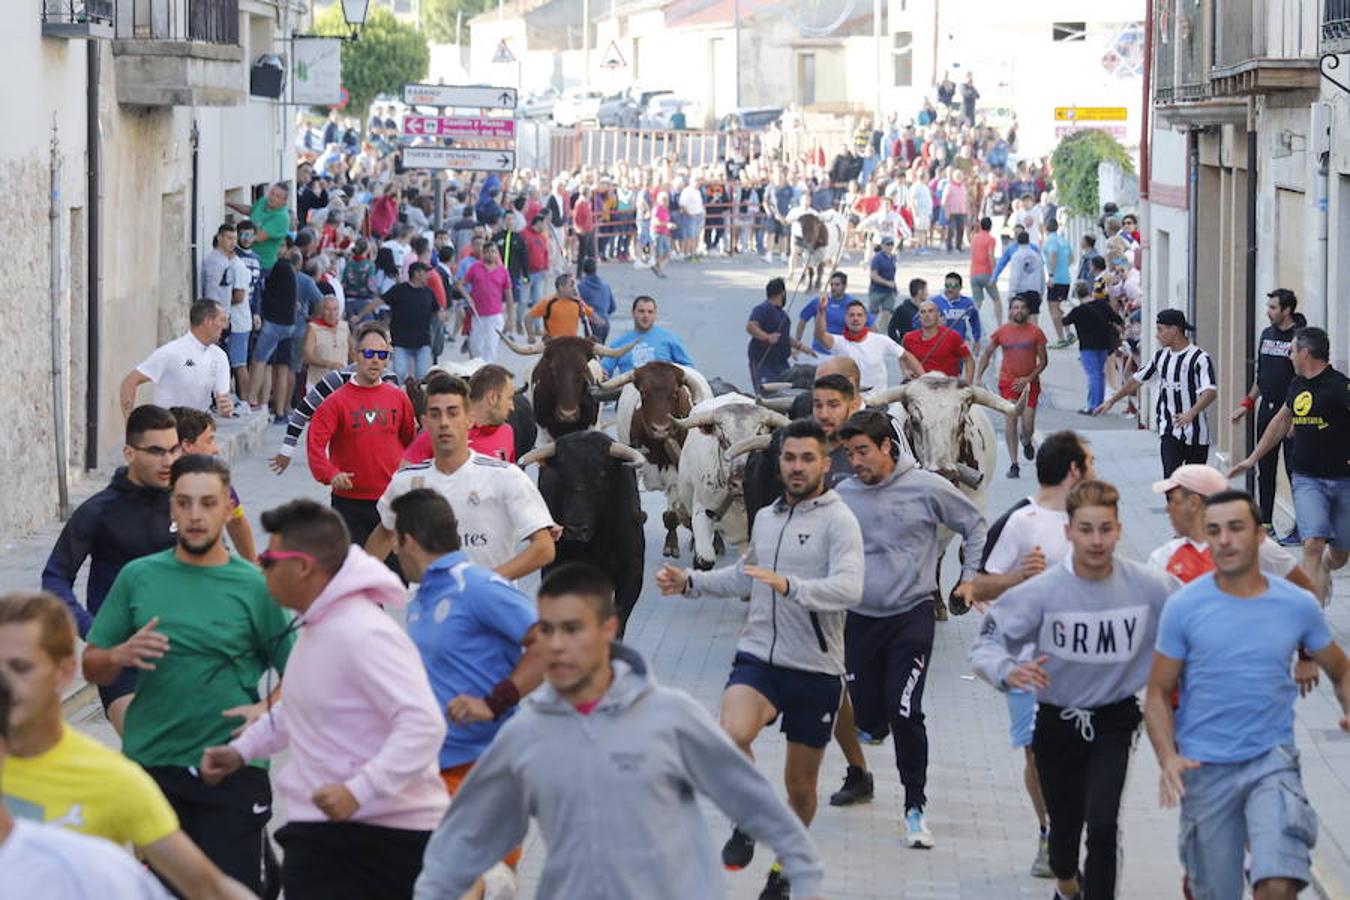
[411, 337, 1026, 631]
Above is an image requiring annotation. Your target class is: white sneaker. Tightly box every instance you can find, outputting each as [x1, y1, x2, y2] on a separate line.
[905, 808, 934, 849]
[762, 252, 775, 264]
[482, 862, 518, 900]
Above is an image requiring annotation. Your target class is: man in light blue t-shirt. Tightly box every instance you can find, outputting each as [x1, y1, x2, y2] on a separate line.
[602, 295, 695, 376]
[1145, 489, 1349, 900]
[1041, 219, 1074, 347]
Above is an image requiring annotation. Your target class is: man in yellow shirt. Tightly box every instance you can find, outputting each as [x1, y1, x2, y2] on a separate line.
[0, 591, 253, 899]
[528, 272, 603, 339]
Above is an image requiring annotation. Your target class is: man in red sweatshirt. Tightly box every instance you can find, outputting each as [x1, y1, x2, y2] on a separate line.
[307, 322, 416, 547]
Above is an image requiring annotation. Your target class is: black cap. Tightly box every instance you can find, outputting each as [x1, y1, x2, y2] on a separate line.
[1156, 309, 1194, 331]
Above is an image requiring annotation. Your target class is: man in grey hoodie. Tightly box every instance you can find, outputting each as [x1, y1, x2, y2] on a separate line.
[412, 563, 825, 900]
[969, 480, 1177, 900]
[656, 418, 863, 900]
[833, 410, 985, 850]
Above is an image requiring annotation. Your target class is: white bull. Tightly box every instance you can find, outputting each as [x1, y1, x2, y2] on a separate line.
[671, 394, 790, 570]
[867, 373, 1025, 614]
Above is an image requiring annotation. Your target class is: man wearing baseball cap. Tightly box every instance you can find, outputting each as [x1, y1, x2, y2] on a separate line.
[1096, 309, 1217, 476]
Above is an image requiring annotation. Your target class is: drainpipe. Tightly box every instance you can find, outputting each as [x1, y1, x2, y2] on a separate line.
[1314, 102, 1331, 329]
[1243, 97, 1258, 495]
[50, 121, 70, 519]
[1140, 0, 1152, 201]
[85, 39, 102, 471]
[1186, 129, 1198, 319]
[190, 120, 200, 299]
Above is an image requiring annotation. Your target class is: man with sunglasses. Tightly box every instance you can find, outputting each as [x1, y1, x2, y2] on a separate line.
[202, 500, 448, 900]
[307, 322, 417, 549]
[40, 404, 180, 736]
[83, 455, 296, 896]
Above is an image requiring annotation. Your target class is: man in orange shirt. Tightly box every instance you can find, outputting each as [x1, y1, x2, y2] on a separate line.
[969, 216, 1002, 324]
[975, 295, 1047, 478]
[529, 273, 603, 339]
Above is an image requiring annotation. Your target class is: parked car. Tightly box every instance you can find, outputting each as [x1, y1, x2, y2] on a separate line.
[598, 87, 672, 128]
[639, 96, 698, 130]
[520, 87, 560, 120]
[718, 106, 784, 131]
[552, 88, 605, 126]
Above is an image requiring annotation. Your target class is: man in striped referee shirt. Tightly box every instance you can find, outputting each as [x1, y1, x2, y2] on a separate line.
[1095, 309, 1217, 476]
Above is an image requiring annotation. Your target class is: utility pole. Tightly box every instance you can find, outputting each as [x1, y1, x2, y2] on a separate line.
[873, 0, 882, 121]
[583, 0, 591, 84]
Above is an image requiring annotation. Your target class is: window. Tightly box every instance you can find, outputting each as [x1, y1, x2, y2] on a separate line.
[1053, 22, 1086, 41]
[893, 31, 913, 87]
[797, 53, 816, 106]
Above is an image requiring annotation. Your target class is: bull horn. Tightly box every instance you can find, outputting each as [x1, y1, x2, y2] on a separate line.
[756, 395, 796, 413]
[608, 442, 647, 467]
[763, 411, 791, 429]
[598, 370, 635, 391]
[592, 337, 642, 359]
[663, 437, 683, 461]
[865, 384, 912, 407]
[723, 434, 773, 461]
[954, 463, 984, 489]
[968, 385, 1018, 417]
[758, 381, 793, 393]
[671, 410, 718, 429]
[517, 445, 556, 467]
[499, 332, 544, 356]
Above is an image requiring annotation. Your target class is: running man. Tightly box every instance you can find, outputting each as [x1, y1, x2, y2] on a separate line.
[267, 364, 401, 475]
[970, 430, 1095, 878]
[1230, 326, 1349, 602]
[83, 455, 296, 895]
[413, 564, 826, 900]
[602, 296, 696, 376]
[901, 300, 974, 381]
[367, 372, 556, 580]
[813, 295, 924, 391]
[1145, 489, 1350, 900]
[0, 591, 253, 899]
[391, 488, 549, 899]
[832, 410, 985, 848]
[975, 295, 1048, 478]
[656, 419, 863, 900]
[171, 406, 258, 563]
[40, 404, 179, 735]
[970, 480, 1176, 900]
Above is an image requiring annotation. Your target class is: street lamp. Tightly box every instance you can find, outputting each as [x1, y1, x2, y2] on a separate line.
[340, 0, 370, 39]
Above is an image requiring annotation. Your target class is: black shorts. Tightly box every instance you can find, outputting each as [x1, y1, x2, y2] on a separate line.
[97, 667, 137, 710]
[726, 651, 843, 748]
[277, 821, 432, 900]
[769, 220, 786, 237]
[1047, 283, 1069, 303]
[147, 765, 274, 895]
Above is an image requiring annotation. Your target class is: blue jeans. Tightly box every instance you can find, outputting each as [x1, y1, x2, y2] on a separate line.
[1079, 348, 1109, 409]
[1179, 744, 1317, 899]
[528, 271, 548, 306]
[393, 346, 431, 382]
[251, 320, 292, 365]
[1292, 473, 1350, 548]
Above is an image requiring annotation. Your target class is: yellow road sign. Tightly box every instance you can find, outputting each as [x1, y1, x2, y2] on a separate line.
[1055, 107, 1128, 122]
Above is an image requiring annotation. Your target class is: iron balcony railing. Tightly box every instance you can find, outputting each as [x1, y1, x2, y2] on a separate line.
[1327, 0, 1350, 42]
[120, 0, 238, 43]
[42, 0, 116, 27]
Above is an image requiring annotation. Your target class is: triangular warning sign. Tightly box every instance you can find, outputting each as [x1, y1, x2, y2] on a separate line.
[493, 39, 516, 64]
[600, 40, 626, 69]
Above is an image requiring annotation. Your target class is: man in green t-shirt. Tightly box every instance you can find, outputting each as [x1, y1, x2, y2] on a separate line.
[228, 183, 290, 271]
[84, 454, 295, 896]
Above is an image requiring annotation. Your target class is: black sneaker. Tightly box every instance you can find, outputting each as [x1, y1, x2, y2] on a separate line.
[1007, 463, 1020, 478]
[1022, 439, 1035, 461]
[932, 591, 949, 621]
[722, 827, 755, 870]
[829, 765, 874, 806]
[759, 867, 790, 900]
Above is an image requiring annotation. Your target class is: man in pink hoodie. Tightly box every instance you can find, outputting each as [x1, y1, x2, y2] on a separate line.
[200, 500, 448, 900]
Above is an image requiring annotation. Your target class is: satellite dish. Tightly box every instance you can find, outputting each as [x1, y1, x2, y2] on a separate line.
[784, 0, 857, 38]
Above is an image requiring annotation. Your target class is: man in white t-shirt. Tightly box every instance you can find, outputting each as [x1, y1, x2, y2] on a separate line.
[202, 223, 255, 410]
[812, 295, 924, 391]
[366, 373, 556, 580]
[118, 299, 232, 420]
[971, 430, 1095, 880]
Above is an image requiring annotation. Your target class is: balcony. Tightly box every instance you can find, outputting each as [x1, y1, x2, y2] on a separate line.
[112, 0, 245, 107]
[1327, 0, 1350, 52]
[1208, 0, 1318, 96]
[42, 0, 116, 39]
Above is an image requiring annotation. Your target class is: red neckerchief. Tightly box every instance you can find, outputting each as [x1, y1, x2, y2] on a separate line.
[845, 327, 870, 342]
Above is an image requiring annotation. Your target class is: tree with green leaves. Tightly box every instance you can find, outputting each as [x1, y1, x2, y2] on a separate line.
[421, 0, 491, 44]
[315, 5, 430, 128]
[1049, 130, 1135, 219]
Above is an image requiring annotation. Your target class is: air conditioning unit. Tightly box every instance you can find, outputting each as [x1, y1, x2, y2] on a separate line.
[250, 54, 286, 99]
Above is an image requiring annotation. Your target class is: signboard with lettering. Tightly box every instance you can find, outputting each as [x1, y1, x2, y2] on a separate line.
[402, 83, 518, 110]
[402, 115, 516, 139]
[402, 146, 517, 171]
[1054, 107, 1128, 122]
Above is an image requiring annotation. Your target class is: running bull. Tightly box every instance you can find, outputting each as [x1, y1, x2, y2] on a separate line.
[499, 334, 638, 439]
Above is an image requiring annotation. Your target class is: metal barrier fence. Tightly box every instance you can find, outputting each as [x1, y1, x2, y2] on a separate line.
[525, 126, 856, 175]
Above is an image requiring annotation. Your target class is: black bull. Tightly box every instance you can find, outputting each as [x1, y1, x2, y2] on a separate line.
[534, 431, 646, 634]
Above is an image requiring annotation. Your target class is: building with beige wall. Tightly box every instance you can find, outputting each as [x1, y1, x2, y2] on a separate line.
[2, 0, 300, 540]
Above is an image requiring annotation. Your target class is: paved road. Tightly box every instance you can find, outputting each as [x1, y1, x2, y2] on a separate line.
[11, 247, 1348, 898]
